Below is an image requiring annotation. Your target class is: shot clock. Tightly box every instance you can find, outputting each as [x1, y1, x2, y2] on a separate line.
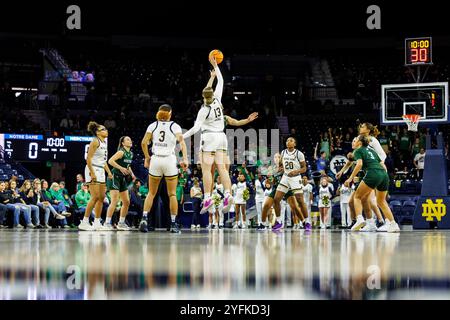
[405, 37, 432, 65]
[0, 133, 94, 162]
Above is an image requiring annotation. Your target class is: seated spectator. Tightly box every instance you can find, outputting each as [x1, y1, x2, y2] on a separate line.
[7, 179, 33, 229]
[76, 174, 84, 192]
[138, 182, 149, 199]
[32, 179, 61, 228]
[41, 180, 70, 227]
[0, 202, 6, 228]
[50, 182, 72, 215]
[19, 180, 43, 228]
[59, 181, 73, 207]
[1, 181, 23, 228]
[75, 183, 95, 218]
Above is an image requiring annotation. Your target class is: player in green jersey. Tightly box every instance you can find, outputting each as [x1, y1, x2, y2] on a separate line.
[344, 135, 400, 233]
[102, 136, 136, 231]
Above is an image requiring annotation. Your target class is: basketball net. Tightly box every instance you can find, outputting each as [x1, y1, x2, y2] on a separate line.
[402, 114, 421, 132]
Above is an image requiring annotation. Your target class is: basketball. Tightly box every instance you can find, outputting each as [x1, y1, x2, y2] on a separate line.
[209, 49, 223, 64]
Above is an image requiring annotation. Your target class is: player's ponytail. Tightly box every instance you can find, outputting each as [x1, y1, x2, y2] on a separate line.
[117, 136, 127, 151]
[87, 121, 100, 136]
[362, 122, 380, 137]
[156, 104, 172, 121]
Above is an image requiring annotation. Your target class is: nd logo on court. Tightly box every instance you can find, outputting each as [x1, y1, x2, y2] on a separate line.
[422, 199, 447, 222]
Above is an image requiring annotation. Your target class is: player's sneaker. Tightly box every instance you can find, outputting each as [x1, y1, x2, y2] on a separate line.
[361, 221, 377, 232]
[196, 224, 201, 229]
[139, 220, 148, 233]
[222, 194, 234, 213]
[92, 220, 103, 231]
[387, 222, 400, 233]
[351, 219, 366, 232]
[376, 220, 385, 229]
[117, 222, 131, 231]
[78, 220, 94, 231]
[219, 224, 224, 229]
[200, 198, 213, 214]
[191, 224, 196, 230]
[256, 224, 266, 231]
[55, 213, 66, 220]
[232, 223, 239, 230]
[170, 222, 181, 234]
[347, 220, 356, 230]
[99, 223, 115, 231]
[241, 223, 247, 229]
[272, 221, 283, 231]
[377, 221, 389, 232]
[304, 222, 312, 232]
[320, 222, 326, 229]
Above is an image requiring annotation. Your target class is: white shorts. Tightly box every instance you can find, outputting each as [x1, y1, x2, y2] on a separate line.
[85, 165, 106, 184]
[149, 155, 178, 178]
[276, 174, 303, 194]
[201, 132, 228, 153]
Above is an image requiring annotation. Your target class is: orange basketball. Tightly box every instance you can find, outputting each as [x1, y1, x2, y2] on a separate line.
[209, 49, 224, 64]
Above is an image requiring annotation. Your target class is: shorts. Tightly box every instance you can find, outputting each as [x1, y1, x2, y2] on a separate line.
[269, 185, 294, 200]
[149, 154, 178, 179]
[363, 169, 389, 192]
[107, 173, 131, 192]
[85, 165, 106, 184]
[276, 174, 303, 194]
[201, 132, 228, 153]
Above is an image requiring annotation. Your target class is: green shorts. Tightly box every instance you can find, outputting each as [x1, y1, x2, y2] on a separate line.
[268, 184, 294, 200]
[107, 173, 131, 192]
[362, 169, 389, 192]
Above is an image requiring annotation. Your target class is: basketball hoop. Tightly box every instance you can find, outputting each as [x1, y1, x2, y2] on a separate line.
[402, 114, 421, 132]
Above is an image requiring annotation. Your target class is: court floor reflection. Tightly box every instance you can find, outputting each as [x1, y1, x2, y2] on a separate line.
[0, 229, 450, 299]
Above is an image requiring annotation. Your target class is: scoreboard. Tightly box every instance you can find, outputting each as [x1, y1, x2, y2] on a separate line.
[405, 37, 432, 65]
[0, 133, 94, 162]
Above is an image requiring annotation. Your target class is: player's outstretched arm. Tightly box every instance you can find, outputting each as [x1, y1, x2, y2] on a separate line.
[209, 56, 223, 101]
[225, 112, 258, 127]
[183, 107, 208, 139]
[206, 69, 216, 88]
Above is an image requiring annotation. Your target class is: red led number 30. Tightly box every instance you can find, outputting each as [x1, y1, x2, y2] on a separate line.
[411, 48, 428, 63]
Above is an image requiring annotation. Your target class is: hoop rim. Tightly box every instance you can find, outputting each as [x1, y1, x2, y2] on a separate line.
[402, 114, 421, 123]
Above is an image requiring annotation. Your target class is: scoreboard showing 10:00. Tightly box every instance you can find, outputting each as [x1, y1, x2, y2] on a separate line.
[405, 37, 433, 66]
[0, 133, 94, 162]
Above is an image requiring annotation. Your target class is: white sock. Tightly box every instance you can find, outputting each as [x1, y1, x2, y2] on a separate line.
[204, 193, 211, 199]
[276, 217, 282, 224]
[83, 217, 89, 223]
[385, 218, 391, 224]
[356, 215, 365, 222]
[105, 217, 112, 224]
[94, 218, 100, 224]
[171, 214, 176, 223]
[224, 190, 231, 197]
[119, 217, 125, 224]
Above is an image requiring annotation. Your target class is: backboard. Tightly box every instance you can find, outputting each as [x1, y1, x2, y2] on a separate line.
[381, 82, 449, 125]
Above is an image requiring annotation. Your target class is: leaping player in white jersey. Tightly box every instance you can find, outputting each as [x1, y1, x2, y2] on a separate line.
[183, 55, 234, 214]
[140, 104, 188, 233]
[79, 121, 113, 231]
